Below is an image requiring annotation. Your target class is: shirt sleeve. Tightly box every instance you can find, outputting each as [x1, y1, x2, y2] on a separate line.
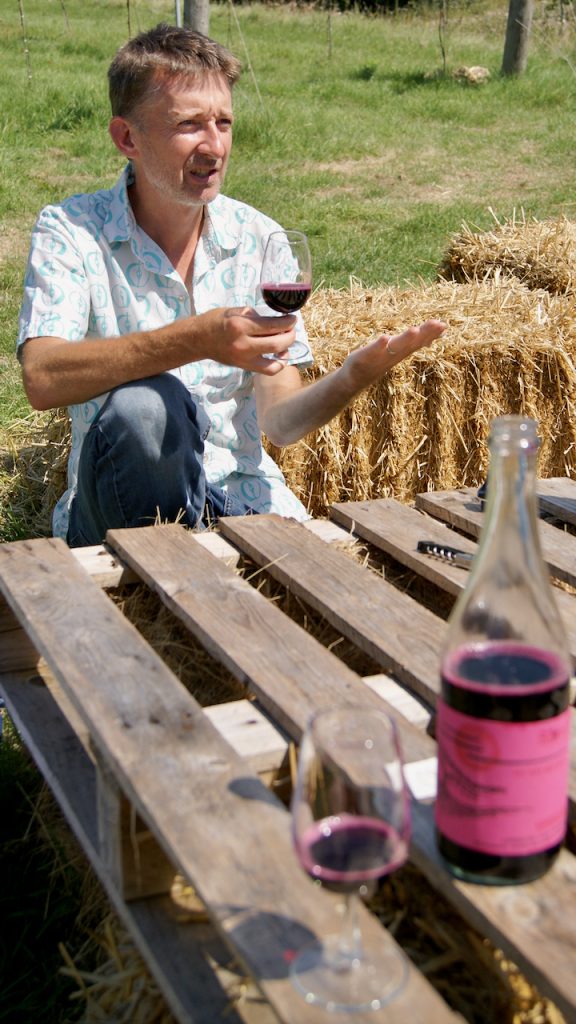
[17, 205, 90, 355]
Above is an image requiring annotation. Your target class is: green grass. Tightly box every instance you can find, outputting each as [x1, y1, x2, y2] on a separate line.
[2, 0, 576, 435]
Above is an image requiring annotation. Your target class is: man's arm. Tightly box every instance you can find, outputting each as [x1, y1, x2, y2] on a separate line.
[21, 308, 297, 411]
[255, 319, 447, 447]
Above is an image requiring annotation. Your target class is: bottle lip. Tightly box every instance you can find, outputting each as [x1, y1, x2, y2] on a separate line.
[488, 415, 540, 452]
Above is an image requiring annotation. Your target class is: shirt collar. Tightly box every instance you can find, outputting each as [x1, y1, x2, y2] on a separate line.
[103, 165, 179, 279]
[102, 164, 137, 245]
[203, 193, 241, 254]
[190, 194, 240, 280]
[102, 165, 239, 278]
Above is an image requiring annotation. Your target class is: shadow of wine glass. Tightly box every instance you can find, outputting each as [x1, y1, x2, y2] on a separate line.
[228, 775, 284, 805]
[225, 908, 318, 980]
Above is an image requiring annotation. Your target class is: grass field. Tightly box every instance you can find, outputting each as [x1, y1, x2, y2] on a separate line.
[1, 1, 576, 1018]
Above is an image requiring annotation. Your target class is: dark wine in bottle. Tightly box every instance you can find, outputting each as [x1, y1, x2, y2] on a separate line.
[436, 640, 571, 884]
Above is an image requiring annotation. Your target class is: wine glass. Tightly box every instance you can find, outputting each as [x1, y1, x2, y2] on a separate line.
[290, 705, 411, 1013]
[260, 230, 312, 314]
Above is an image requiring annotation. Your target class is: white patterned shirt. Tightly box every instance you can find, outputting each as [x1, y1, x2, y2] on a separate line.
[17, 165, 313, 538]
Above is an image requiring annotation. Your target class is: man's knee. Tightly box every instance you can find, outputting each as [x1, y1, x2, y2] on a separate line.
[104, 374, 183, 424]
[99, 374, 205, 461]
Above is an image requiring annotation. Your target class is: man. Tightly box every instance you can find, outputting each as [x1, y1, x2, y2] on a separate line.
[17, 23, 446, 547]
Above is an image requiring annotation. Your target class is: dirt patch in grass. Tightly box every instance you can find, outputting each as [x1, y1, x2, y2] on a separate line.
[0, 223, 29, 268]
[309, 150, 574, 209]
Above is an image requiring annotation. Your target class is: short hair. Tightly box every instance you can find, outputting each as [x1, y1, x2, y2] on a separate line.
[108, 22, 242, 118]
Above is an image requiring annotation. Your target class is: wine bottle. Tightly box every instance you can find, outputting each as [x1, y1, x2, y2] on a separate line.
[435, 416, 572, 884]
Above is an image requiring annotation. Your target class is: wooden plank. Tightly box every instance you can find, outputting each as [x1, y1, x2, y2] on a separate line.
[203, 699, 290, 781]
[15, 661, 290, 783]
[211, 518, 576, 1017]
[330, 496, 576, 666]
[0, 671, 99, 851]
[0, 536, 456, 1024]
[409, 799, 576, 1024]
[537, 477, 576, 527]
[66, 519, 355, 590]
[362, 673, 433, 731]
[106, 525, 435, 765]
[0, 623, 39, 672]
[413, 487, 576, 665]
[303, 517, 358, 546]
[218, 514, 443, 709]
[0, 672, 278, 1024]
[0, 600, 22, 633]
[71, 544, 139, 586]
[94, 748, 176, 901]
[331, 497, 474, 598]
[415, 486, 576, 588]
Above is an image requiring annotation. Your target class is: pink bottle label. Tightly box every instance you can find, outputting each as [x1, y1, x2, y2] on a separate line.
[435, 700, 571, 856]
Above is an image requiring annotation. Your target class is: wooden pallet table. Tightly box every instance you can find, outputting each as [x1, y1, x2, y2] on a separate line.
[1, 481, 576, 1024]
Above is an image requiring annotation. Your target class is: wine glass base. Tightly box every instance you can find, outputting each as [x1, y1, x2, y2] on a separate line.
[289, 935, 409, 1013]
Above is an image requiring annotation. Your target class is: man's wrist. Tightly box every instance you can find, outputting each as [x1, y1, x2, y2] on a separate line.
[335, 352, 374, 400]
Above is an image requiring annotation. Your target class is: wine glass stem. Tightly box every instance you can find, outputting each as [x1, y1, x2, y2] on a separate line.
[332, 894, 363, 971]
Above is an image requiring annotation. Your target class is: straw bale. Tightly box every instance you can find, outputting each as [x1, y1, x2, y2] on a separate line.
[439, 213, 576, 295]
[0, 407, 69, 540]
[272, 277, 576, 517]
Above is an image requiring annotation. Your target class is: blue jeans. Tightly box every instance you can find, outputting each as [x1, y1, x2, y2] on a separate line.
[67, 374, 254, 548]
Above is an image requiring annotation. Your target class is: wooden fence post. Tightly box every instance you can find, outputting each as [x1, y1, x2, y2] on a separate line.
[501, 0, 534, 75]
[183, 0, 210, 36]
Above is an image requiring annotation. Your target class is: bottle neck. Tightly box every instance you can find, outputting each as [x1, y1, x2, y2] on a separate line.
[444, 416, 569, 661]
[481, 445, 540, 565]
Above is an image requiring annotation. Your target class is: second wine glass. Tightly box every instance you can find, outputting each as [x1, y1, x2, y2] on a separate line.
[290, 705, 411, 1013]
[260, 230, 312, 314]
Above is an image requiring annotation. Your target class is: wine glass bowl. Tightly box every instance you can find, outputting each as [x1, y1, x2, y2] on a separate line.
[290, 705, 411, 1012]
[260, 230, 312, 314]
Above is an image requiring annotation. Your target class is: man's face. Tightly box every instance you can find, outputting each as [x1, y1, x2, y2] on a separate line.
[126, 72, 233, 207]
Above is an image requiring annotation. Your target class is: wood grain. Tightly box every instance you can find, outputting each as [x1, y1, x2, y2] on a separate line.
[0, 671, 278, 1024]
[330, 494, 576, 663]
[219, 514, 443, 707]
[415, 486, 576, 588]
[107, 524, 434, 764]
[331, 497, 474, 598]
[108, 520, 576, 1021]
[329, 497, 576, 816]
[537, 477, 576, 527]
[0, 535, 456, 1024]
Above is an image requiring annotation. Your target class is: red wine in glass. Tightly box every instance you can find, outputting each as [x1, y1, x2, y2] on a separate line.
[296, 813, 409, 894]
[290, 706, 411, 1013]
[260, 283, 311, 314]
[260, 230, 312, 314]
